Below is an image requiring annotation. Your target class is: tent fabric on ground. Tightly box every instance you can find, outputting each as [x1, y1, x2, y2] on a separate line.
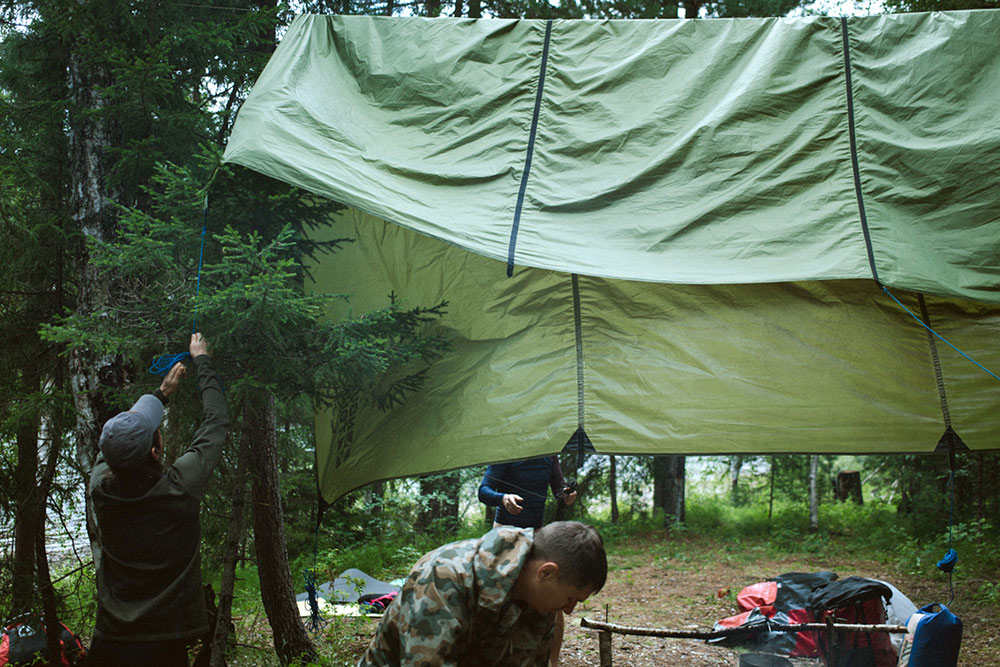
[222, 12, 1000, 503]
[295, 568, 401, 617]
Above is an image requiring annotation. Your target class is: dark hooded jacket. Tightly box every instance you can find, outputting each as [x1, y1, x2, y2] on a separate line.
[90, 355, 228, 641]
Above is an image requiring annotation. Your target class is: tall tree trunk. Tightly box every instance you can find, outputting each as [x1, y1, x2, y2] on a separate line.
[729, 455, 743, 506]
[809, 455, 819, 532]
[12, 346, 41, 615]
[209, 437, 250, 667]
[467, 0, 482, 17]
[244, 389, 317, 665]
[652, 455, 685, 526]
[67, 30, 126, 570]
[609, 455, 619, 525]
[36, 411, 64, 662]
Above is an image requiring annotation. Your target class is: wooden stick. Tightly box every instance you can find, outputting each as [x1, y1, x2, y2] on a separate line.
[598, 630, 613, 667]
[580, 617, 908, 640]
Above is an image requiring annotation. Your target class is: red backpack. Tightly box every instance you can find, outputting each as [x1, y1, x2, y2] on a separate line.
[0, 613, 86, 667]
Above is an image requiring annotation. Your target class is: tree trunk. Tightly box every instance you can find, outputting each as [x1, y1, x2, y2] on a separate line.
[67, 32, 126, 571]
[11, 348, 41, 615]
[36, 412, 64, 662]
[767, 457, 776, 531]
[417, 472, 459, 535]
[244, 389, 317, 665]
[729, 455, 743, 506]
[809, 455, 819, 532]
[652, 455, 685, 526]
[209, 437, 250, 667]
[609, 455, 619, 525]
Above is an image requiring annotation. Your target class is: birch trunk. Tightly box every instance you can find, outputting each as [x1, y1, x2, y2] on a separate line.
[67, 37, 126, 569]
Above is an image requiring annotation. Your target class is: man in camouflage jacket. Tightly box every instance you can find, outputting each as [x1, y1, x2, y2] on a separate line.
[358, 521, 606, 666]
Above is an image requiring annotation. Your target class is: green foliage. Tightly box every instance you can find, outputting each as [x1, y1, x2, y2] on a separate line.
[884, 0, 997, 11]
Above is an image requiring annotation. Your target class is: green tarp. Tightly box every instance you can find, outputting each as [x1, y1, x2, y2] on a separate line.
[223, 12, 1000, 503]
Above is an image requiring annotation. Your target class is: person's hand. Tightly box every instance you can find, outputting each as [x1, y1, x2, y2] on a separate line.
[563, 490, 578, 507]
[159, 362, 187, 397]
[502, 494, 524, 515]
[190, 332, 209, 357]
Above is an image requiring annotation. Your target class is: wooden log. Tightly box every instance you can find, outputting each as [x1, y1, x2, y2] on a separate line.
[580, 617, 907, 640]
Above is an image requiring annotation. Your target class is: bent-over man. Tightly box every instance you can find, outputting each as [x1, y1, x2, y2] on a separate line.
[358, 520, 606, 667]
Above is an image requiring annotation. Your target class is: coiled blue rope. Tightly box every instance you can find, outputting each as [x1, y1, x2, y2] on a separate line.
[149, 193, 210, 376]
[937, 468, 957, 604]
[303, 523, 325, 632]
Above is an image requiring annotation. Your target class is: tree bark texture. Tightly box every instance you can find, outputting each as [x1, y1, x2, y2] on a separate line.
[652, 455, 685, 525]
[729, 455, 743, 506]
[209, 437, 250, 667]
[36, 421, 64, 662]
[809, 455, 820, 532]
[67, 28, 126, 570]
[768, 457, 776, 527]
[244, 389, 317, 665]
[834, 471, 863, 505]
[11, 349, 41, 615]
[609, 455, 619, 525]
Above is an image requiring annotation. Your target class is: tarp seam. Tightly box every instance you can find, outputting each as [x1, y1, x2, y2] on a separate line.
[572, 273, 585, 431]
[918, 294, 952, 429]
[840, 16, 879, 285]
[506, 19, 553, 278]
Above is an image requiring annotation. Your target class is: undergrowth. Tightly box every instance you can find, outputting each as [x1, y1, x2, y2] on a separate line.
[44, 493, 1000, 666]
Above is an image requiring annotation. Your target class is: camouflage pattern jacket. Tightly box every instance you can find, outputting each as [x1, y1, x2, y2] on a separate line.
[358, 526, 554, 666]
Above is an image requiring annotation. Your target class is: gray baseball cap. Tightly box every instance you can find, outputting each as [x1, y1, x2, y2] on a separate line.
[98, 394, 164, 469]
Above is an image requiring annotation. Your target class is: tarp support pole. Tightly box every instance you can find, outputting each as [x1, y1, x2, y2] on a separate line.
[840, 16, 879, 285]
[507, 19, 553, 278]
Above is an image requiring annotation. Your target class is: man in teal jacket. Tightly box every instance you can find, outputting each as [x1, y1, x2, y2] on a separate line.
[88, 333, 229, 666]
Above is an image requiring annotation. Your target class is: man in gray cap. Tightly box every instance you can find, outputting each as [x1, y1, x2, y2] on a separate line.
[87, 332, 229, 667]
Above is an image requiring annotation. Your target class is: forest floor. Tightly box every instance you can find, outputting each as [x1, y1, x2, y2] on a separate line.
[336, 530, 998, 666]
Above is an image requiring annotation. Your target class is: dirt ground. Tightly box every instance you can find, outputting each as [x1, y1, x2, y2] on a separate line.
[343, 531, 997, 666]
[557, 533, 997, 667]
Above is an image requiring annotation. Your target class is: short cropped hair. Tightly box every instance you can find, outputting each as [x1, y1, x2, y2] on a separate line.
[531, 521, 607, 593]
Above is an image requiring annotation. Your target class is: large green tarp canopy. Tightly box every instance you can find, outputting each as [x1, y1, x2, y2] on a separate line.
[224, 11, 1000, 503]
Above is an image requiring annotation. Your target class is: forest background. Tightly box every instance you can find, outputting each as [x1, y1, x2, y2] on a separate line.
[1, 0, 998, 664]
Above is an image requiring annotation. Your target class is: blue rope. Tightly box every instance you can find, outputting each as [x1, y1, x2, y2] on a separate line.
[191, 201, 208, 334]
[303, 523, 325, 632]
[884, 286, 976, 602]
[149, 193, 210, 376]
[936, 466, 958, 604]
[148, 352, 191, 375]
[882, 286, 1000, 382]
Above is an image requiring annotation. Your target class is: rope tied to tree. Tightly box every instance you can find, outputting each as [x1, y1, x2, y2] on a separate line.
[149, 173, 216, 375]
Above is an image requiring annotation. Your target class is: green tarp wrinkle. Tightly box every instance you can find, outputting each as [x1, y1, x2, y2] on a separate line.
[224, 12, 1000, 502]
